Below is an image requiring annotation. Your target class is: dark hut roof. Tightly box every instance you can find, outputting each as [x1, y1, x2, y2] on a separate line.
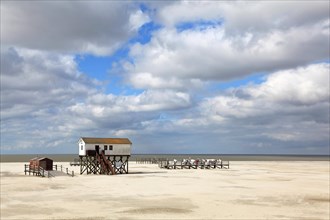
[30, 157, 53, 161]
[81, 137, 132, 145]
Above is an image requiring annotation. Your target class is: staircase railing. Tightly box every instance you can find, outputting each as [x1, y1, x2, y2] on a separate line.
[95, 152, 104, 173]
[95, 150, 115, 175]
[96, 151, 115, 175]
[101, 151, 115, 175]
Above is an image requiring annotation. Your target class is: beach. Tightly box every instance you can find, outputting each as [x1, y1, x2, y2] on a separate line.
[1, 161, 329, 219]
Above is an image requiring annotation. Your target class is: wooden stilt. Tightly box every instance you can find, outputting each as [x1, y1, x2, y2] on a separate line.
[80, 154, 130, 175]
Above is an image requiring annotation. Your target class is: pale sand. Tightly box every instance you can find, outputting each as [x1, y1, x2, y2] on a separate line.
[0, 161, 329, 220]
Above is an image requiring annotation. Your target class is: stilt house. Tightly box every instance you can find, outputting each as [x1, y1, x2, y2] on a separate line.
[78, 137, 132, 175]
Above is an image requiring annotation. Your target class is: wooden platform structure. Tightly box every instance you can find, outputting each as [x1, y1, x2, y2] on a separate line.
[24, 164, 74, 177]
[158, 159, 229, 169]
[79, 150, 129, 175]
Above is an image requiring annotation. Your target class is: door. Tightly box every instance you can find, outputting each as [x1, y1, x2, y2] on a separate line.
[39, 161, 46, 170]
[95, 145, 99, 153]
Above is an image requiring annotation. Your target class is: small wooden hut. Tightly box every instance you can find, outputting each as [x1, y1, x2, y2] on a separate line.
[29, 157, 53, 171]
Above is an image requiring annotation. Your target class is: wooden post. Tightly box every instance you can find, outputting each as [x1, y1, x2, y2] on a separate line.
[66, 168, 68, 174]
[80, 157, 82, 174]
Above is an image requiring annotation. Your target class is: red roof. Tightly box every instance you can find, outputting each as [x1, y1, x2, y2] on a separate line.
[81, 137, 132, 145]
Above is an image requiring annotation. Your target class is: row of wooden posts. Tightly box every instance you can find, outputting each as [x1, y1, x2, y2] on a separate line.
[24, 164, 74, 178]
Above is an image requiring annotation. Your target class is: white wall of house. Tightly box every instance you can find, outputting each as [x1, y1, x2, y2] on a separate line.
[78, 139, 131, 156]
[78, 139, 85, 156]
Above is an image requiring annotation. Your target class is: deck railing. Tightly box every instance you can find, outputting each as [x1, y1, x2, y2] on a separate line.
[158, 159, 230, 169]
[24, 164, 74, 177]
[136, 158, 166, 164]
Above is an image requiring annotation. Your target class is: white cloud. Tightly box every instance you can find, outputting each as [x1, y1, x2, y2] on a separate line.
[1, 1, 329, 154]
[1, 48, 97, 118]
[246, 63, 329, 106]
[196, 63, 330, 144]
[0, 46, 193, 151]
[124, 63, 329, 153]
[1, 2, 149, 55]
[1, 48, 328, 153]
[128, 72, 204, 90]
[201, 63, 329, 118]
[70, 89, 191, 116]
[129, 9, 151, 31]
[155, 1, 329, 32]
[126, 19, 328, 90]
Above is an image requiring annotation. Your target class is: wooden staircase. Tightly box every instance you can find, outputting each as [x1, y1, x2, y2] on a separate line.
[96, 150, 115, 175]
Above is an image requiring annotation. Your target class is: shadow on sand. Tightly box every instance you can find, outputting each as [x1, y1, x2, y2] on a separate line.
[126, 171, 168, 175]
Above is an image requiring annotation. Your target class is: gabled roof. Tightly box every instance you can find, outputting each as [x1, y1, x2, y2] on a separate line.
[30, 157, 53, 161]
[80, 137, 132, 145]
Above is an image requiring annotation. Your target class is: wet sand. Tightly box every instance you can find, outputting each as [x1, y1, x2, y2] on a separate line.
[1, 161, 329, 219]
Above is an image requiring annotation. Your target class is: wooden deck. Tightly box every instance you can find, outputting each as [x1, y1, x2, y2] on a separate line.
[24, 164, 74, 177]
[158, 160, 229, 169]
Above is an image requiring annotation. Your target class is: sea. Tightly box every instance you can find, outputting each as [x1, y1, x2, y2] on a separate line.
[0, 154, 329, 162]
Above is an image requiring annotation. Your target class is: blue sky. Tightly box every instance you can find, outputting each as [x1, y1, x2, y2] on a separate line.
[176, 20, 223, 32]
[1, 1, 329, 155]
[76, 19, 161, 95]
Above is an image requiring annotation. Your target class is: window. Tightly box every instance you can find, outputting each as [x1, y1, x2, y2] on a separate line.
[80, 145, 83, 150]
[109, 145, 113, 150]
[104, 145, 108, 150]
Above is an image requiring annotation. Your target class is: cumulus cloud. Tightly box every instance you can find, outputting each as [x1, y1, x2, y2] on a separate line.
[128, 72, 205, 90]
[129, 9, 151, 31]
[200, 64, 329, 118]
[0, 47, 193, 151]
[125, 19, 329, 90]
[155, 1, 329, 32]
[245, 64, 329, 106]
[1, 48, 97, 119]
[69, 89, 191, 119]
[1, 1, 329, 154]
[108, 63, 329, 153]
[195, 63, 329, 151]
[0, 47, 98, 151]
[1, 1, 149, 55]
[1, 48, 328, 154]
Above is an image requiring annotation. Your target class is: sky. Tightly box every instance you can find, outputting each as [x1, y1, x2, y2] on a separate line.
[1, 1, 329, 155]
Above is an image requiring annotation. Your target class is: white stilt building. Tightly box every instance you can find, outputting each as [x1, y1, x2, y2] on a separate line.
[78, 137, 132, 175]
